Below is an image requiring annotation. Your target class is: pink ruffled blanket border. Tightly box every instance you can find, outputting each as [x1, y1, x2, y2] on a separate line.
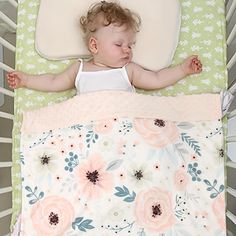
[21, 91, 221, 134]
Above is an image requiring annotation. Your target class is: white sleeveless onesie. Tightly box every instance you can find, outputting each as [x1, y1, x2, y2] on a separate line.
[75, 59, 135, 94]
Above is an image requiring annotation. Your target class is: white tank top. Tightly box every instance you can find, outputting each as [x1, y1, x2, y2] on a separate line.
[75, 59, 135, 94]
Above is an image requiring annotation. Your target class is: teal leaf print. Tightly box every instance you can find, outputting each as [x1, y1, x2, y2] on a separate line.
[106, 159, 123, 171]
[124, 195, 136, 202]
[181, 133, 201, 156]
[137, 228, 146, 236]
[20, 152, 25, 165]
[177, 122, 195, 130]
[188, 163, 202, 182]
[71, 124, 83, 130]
[174, 195, 189, 221]
[86, 130, 99, 148]
[219, 184, 224, 193]
[64, 152, 79, 172]
[72, 217, 94, 232]
[25, 185, 44, 204]
[114, 185, 136, 202]
[203, 179, 224, 199]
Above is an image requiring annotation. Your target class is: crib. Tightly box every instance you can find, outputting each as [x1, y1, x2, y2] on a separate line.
[0, 0, 236, 235]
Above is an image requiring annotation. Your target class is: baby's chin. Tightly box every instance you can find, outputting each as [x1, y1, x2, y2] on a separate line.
[111, 59, 131, 68]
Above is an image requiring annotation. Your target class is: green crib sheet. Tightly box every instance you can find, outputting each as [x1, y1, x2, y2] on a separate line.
[11, 0, 227, 229]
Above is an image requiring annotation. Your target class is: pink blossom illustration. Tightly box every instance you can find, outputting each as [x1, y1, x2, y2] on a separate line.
[75, 154, 114, 199]
[134, 118, 179, 148]
[135, 187, 175, 233]
[31, 196, 74, 235]
[174, 168, 189, 191]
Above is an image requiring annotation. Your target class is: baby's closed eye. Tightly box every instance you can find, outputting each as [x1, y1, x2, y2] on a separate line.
[115, 43, 122, 47]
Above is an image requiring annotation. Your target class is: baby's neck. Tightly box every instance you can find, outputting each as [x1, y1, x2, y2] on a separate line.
[92, 60, 108, 68]
[83, 59, 116, 72]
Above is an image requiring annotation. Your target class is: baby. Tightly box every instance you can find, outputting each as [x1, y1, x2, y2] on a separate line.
[7, 1, 202, 93]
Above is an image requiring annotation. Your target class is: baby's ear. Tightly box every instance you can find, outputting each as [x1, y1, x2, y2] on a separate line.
[88, 37, 98, 54]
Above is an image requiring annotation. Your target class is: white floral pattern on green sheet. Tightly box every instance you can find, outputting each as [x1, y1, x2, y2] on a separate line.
[11, 0, 227, 229]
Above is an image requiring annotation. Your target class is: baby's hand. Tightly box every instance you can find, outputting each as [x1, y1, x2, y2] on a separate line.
[181, 55, 202, 76]
[6, 71, 27, 89]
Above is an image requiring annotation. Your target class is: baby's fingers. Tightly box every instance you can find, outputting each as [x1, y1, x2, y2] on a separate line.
[7, 80, 17, 89]
[6, 71, 16, 77]
[191, 58, 202, 73]
[6, 74, 17, 88]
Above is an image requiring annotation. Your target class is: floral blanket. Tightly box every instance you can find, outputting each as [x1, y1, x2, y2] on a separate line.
[19, 92, 226, 236]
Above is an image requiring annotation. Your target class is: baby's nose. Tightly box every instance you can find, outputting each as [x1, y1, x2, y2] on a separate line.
[123, 46, 131, 53]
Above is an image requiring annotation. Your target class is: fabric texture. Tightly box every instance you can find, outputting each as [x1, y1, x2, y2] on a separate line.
[21, 92, 222, 134]
[35, 0, 181, 71]
[18, 92, 226, 236]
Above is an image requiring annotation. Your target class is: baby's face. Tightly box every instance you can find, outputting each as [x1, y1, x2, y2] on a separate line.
[94, 24, 136, 68]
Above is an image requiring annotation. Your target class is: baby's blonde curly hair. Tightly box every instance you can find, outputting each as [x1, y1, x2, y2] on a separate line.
[80, 1, 141, 46]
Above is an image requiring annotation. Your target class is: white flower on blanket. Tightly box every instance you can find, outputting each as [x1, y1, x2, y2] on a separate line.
[28, 148, 59, 186]
[126, 161, 153, 189]
[105, 205, 126, 222]
[32, 148, 58, 174]
[30, 196, 75, 236]
[100, 203, 135, 234]
[98, 137, 114, 152]
[205, 140, 224, 163]
[75, 153, 114, 199]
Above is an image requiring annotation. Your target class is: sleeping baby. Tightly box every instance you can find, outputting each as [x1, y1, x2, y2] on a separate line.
[7, 1, 202, 94]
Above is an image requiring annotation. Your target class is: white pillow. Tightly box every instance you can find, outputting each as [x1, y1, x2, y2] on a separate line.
[35, 0, 181, 70]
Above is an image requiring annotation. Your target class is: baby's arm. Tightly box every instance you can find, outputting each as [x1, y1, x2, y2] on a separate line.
[129, 56, 202, 90]
[7, 61, 80, 92]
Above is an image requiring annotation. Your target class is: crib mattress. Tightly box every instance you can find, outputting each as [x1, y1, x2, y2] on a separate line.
[11, 0, 227, 230]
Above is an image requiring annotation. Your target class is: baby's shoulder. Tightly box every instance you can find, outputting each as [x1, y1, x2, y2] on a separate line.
[125, 62, 143, 74]
[125, 62, 141, 82]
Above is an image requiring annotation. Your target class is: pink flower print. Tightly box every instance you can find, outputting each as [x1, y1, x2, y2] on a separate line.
[212, 193, 226, 230]
[133, 118, 179, 148]
[30, 196, 74, 236]
[174, 168, 189, 191]
[76, 154, 114, 199]
[135, 187, 175, 233]
[94, 119, 114, 134]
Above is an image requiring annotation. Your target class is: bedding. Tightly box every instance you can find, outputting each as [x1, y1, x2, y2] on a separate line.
[12, 0, 227, 230]
[35, 0, 181, 71]
[19, 91, 226, 236]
